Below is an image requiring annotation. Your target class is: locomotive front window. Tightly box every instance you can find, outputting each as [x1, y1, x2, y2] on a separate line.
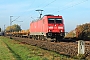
[48, 18, 62, 23]
[55, 18, 62, 23]
[48, 18, 54, 23]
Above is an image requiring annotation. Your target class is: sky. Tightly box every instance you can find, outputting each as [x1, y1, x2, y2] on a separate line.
[0, 0, 90, 32]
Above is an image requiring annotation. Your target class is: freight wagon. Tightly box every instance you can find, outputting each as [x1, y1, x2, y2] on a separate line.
[29, 15, 65, 41]
[0, 32, 4, 36]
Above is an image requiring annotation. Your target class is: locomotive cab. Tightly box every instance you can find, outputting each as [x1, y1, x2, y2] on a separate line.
[46, 15, 65, 39]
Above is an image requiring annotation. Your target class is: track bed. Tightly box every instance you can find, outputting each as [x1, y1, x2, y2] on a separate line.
[8, 36, 90, 59]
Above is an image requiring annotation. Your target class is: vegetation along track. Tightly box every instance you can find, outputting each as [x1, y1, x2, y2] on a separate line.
[8, 36, 90, 59]
[0, 37, 22, 60]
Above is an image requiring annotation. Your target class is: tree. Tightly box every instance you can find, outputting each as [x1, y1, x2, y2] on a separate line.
[6, 24, 21, 32]
[5, 26, 11, 32]
[12, 24, 21, 32]
[66, 23, 90, 39]
[76, 23, 90, 39]
[65, 30, 76, 38]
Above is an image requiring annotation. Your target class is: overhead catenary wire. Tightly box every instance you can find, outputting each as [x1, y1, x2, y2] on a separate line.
[12, 16, 20, 22]
[22, 0, 57, 19]
[36, 0, 75, 15]
[41, 0, 57, 9]
[54, 0, 88, 14]
[20, 0, 36, 22]
[30, 0, 36, 7]
[31, 0, 57, 18]
[30, 0, 57, 17]
[19, 0, 88, 24]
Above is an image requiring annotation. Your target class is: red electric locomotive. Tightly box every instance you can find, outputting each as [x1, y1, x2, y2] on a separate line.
[30, 14, 65, 41]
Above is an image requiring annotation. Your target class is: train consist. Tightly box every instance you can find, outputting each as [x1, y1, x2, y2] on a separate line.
[6, 14, 65, 41]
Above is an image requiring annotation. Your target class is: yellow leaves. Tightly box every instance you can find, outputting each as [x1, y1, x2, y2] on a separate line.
[66, 23, 90, 39]
[76, 23, 90, 39]
[5, 24, 21, 32]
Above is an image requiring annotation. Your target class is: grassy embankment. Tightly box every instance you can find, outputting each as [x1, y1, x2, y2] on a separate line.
[0, 36, 74, 60]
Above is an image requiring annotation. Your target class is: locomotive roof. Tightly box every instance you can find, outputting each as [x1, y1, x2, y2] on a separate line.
[31, 14, 61, 23]
[44, 14, 54, 16]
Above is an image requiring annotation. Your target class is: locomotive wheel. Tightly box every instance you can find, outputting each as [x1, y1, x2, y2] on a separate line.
[32, 35, 35, 40]
[41, 35, 44, 40]
[39, 35, 43, 40]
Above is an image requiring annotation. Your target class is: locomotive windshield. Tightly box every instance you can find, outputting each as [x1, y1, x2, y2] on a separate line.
[48, 18, 54, 23]
[48, 18, 62, 23]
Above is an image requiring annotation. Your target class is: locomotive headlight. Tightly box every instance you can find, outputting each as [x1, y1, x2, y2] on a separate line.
[49, 30, 52, 32]
[61, 30, 63, 32]
[48, 26, 53, 29]
[58, 26, 63, 29]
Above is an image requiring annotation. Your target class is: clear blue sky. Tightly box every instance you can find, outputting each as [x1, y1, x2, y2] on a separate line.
[0, 0, 90, 32]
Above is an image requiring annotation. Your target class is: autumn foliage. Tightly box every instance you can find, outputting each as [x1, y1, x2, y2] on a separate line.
[66, 23, 90, 39]
[5, 24, 21, 32]
[76, 23, 90, 39]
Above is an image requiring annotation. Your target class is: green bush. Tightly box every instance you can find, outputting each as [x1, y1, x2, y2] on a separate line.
[74, 54, 86, 60]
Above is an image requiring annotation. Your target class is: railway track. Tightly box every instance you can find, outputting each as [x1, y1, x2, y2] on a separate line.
[6, 36, 90, 59]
